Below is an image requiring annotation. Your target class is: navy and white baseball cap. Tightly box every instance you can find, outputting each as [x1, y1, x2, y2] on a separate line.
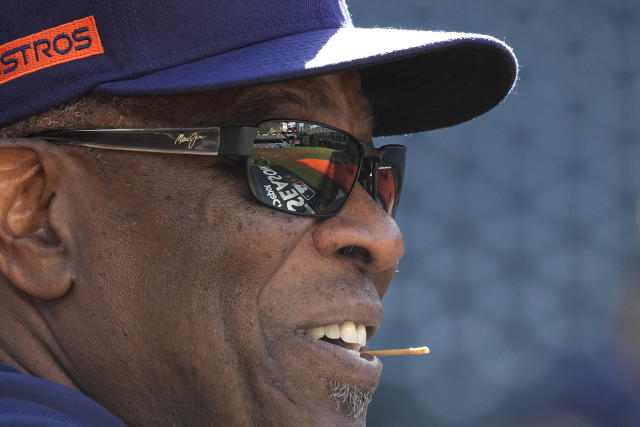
[0, 0, 517, 136]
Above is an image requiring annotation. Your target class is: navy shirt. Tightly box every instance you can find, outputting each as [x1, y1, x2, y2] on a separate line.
[0, 365, 125, 426]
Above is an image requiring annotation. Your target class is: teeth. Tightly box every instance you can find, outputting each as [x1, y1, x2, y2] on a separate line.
[356, 324, 367, 347]
[307, 326, 325, 339]
[340, 321, 358, 344]
[305, 321, 368, 350]
[325, 324, 340, 339]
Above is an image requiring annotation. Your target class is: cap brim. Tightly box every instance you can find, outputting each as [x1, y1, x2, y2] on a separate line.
[96, 27, 517, 136]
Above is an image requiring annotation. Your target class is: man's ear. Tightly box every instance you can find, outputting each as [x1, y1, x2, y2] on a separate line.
[0, 142, 73, 299]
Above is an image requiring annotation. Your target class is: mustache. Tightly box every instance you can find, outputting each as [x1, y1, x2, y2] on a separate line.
[329, 378, 374, 418]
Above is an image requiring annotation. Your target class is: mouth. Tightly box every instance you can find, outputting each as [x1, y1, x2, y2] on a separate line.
[305, 321, 369, 351]
[300, 319, 380, 365]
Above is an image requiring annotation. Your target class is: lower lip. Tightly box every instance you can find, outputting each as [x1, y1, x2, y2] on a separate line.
[296, 331, 382, 384]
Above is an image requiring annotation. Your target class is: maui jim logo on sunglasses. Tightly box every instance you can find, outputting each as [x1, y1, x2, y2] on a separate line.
[0, 16, 104, 86]
[174, 132, 207, 149]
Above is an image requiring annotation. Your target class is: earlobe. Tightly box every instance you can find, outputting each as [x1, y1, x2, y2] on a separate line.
[0, 146, 73, 299]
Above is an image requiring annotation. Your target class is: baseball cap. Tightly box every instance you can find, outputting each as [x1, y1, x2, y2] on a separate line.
[0, 0, 517, 136]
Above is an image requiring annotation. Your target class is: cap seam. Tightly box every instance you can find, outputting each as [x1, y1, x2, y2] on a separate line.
[106, 0, 139, 75]
[129, 0, 153, 70]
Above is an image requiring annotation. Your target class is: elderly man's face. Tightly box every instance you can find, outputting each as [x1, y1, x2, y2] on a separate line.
[39, 71, 404, 425]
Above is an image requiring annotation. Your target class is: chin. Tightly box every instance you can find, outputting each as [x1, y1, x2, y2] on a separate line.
[249, 358, 380, 427]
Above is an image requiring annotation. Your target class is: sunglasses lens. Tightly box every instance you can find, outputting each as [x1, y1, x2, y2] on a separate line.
[376, 146, 406, 216]
[246, 121, 361, 216]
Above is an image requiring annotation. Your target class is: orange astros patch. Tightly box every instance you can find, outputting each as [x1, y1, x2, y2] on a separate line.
[0, 16, 104, 86]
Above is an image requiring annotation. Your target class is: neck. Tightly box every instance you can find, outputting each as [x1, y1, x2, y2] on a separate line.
[0, 279, 79, 390]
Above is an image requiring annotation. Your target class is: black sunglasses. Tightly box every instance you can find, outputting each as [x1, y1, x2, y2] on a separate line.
[34, 120, 406, 217]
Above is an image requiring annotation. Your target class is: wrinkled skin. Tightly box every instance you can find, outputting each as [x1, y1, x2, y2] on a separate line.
[0, 71, 404, 426]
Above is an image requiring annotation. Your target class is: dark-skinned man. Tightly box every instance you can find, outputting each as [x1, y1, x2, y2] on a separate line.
[0, 0, 517, 425]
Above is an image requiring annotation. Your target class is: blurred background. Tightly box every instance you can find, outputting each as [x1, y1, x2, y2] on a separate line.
[347, 1, 640, 426]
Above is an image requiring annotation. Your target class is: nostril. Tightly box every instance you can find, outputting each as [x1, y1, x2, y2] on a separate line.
[338, 245, 372, 264]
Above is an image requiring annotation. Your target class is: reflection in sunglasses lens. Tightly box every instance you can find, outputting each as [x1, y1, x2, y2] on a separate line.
[376, 167, 396, 213]
[247, 121, 360, 215]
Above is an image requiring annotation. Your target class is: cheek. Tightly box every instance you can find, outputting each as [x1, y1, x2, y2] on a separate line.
[195, 182, 314, 295]
[171, 166, 315, 326]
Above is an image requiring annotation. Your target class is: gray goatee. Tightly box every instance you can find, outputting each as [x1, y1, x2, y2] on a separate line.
[329, 378, 374, 418]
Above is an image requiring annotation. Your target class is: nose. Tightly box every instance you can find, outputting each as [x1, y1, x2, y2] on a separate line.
[312, 184, 405, 279]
